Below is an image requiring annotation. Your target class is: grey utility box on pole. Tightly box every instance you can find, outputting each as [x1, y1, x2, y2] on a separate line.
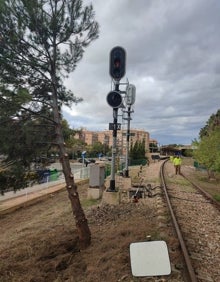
[88, 164, 105, 200]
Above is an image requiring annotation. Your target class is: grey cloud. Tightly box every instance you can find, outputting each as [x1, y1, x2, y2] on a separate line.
[62, 0, 220, 145]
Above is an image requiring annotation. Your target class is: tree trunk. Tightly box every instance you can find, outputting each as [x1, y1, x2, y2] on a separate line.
[208, 169, 216, 180]
[52, 91, 91, 249]
[61, 153, 91, 249]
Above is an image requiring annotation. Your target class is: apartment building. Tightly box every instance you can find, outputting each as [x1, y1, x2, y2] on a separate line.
[75, 128, 150, 155]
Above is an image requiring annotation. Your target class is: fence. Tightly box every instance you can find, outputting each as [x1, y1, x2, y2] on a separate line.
[71, 166, 90, 179]
[129, 159, 148, 166]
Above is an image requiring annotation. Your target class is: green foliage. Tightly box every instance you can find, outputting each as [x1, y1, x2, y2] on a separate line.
[87, 141, 110, 157]
[0, 0, 99, 192]
[0, 0, 99, 107]
[0, 163, 28, 194]
[183, 149, 193, 157]
[0, 86, 31, 120]
[193, 109, 220, 179]
[149, 142, 158, 153]
[199, 109, 220, 138]
[81, 198, 101, 208]
[61, 119, 74, 144]
[193, 129, 220, 177]
[129, 139, 147, 160]
[0, 86, 53, 168]
[213, 194, 220, 202]
[89, 142, 104, 154]
[129, 159, 148, 166]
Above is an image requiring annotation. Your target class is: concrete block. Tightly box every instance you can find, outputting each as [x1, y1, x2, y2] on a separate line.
[102, 190, 120, 205]
[87, 187, 103, 200]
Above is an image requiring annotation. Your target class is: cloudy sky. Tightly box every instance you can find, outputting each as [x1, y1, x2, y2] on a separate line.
[63, 0, 220, 145]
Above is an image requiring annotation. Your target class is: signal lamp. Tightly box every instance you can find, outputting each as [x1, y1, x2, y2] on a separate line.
[106, 91, 123, 108]
[109, 46, 126, 81]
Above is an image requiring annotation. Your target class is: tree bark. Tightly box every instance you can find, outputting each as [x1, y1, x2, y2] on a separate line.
[51, 78, 91, 249]
[60, 153, 91, 249]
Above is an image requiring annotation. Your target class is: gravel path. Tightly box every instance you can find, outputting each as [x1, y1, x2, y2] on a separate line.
[164, 161, 220, 281]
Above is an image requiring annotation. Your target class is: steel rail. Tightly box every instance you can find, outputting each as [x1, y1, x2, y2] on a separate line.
[182, 173, 220, 211]
[160, 160, 198, 282]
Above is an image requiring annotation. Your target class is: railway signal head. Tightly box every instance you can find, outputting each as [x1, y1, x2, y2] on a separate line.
[126, 84, 136, 105]
[106, 91, 123, 108]
[109, 46, 126, 81]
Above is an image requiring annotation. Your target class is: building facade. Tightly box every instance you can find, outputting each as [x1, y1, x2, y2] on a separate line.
[75, 128, 150, 155]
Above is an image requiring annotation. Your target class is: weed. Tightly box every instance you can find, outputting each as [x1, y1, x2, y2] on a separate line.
[213, 194, 220, 202]
[168, 178, 190, 186]
[81, 198, 100, 208]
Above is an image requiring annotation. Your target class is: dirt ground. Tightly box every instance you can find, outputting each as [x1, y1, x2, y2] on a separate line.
[0, 163, 169, 282]
[0, 160, 219, 282]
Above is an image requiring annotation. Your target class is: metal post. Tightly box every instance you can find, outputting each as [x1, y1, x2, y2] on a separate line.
[108, 83, 119, 191]
[124, 106, 131, 177]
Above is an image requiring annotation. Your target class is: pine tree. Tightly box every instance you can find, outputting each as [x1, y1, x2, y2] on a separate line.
[0, 0, 99, 248]
[199, 109, 220, 138]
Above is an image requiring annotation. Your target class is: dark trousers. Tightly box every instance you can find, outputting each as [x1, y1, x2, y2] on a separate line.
[175, 165, 181, 174]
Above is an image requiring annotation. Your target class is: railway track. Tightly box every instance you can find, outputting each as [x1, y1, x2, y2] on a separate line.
[160, 160, 220, 281]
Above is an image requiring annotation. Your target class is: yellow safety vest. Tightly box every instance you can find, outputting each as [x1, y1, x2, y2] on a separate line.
[173, 157, 182, 166]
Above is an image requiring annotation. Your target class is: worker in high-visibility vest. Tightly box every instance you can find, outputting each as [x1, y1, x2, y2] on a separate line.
[173, 155, 182, 175]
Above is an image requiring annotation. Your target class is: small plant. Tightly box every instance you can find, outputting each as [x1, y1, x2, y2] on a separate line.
[213, 194, 220, 202]
[149, 230, 163, 241]
[81, 198, 100, 208]
[169, 178, 189, 186]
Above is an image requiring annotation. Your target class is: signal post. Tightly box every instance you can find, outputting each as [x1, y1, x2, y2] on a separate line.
[124, 84, 136, 177]
[107, 46, 126, 191]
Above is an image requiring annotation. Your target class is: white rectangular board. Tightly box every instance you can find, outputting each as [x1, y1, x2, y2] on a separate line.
[130, 241, 171, 276]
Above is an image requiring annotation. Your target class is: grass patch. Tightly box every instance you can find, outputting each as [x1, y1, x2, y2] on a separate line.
[182, 158, 194, 166]
[81, 198, 101, 208]
[168, 178, 189, 186]
[149, 230, 164, 241]
[213, 194, 220, 202]
[146, 177, 160, 184]
[197, 175, 209, 181]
